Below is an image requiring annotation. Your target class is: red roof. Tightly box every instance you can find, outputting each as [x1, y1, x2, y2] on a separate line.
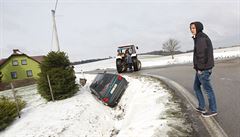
[0, 54, 44, 66]
[31, 56, 45, 63]
[0, 59, 7, 66]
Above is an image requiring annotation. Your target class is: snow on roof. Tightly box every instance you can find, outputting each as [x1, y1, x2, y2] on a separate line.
[0, 50, 45, 66]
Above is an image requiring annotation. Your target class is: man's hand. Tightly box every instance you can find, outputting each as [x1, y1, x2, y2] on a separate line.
[198, 70, 203, 75]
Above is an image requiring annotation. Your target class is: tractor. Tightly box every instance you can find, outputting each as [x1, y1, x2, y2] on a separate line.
[116, 45, 141, 73]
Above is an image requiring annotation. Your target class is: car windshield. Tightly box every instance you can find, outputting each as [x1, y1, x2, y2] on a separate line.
[91, 74, 115, 96]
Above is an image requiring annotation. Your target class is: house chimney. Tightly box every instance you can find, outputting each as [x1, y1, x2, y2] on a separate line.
[13, 49, 20, 54]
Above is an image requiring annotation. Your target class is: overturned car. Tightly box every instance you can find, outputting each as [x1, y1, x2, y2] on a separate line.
[90, 73, 128, 107]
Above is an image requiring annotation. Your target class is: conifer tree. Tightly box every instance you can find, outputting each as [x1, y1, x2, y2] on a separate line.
[0, 96, 25, 131]
[37, 51, 79, 101]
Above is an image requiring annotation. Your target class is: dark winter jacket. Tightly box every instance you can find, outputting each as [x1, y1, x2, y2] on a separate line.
[191, 22, 214, 71]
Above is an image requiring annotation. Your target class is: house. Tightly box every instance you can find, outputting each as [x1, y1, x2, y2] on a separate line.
[0, 49, 44, 83]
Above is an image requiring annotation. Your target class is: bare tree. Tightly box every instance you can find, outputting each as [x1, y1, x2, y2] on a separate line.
[162, 38, 181, 59]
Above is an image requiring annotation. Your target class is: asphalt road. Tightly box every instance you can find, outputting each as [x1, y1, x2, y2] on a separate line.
[138, 58, 240, 137]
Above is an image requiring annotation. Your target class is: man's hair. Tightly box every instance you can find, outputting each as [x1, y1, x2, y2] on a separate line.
[190, 21, 204, 33]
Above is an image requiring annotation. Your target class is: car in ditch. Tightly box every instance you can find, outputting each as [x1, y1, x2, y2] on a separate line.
[89, 72, 128, 107]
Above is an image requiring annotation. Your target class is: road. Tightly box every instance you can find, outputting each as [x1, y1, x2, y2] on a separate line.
[137, 58, 240, 137]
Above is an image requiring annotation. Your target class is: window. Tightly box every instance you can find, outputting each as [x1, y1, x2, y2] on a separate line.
[21, 59, 27, 65]
[11, 72, 17, 79]
[26, 70, 33, 77]
[90, 74, 115, 96]
[12, 60, 18, 66]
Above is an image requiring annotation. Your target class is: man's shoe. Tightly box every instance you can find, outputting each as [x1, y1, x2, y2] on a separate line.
[201, 112, 217, 117]
[195, 107, 206, 113]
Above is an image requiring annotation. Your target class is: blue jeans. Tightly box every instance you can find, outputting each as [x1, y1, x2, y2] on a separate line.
[193, 69, 217, 112]
[128, 63, 133, 71]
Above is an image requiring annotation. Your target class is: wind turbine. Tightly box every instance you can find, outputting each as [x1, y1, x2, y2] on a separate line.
[51, 0, 60, 52]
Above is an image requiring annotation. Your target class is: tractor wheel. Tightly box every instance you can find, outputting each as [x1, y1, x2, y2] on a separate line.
[132, 58, 139, 71]
[137, 60, 141, 70]
[116, 59, 123, 73]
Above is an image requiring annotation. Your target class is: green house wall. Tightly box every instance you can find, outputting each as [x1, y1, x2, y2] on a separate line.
[0, 55, 41, 82]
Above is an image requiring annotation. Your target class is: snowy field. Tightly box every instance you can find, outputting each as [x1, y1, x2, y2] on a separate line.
[0, 74, 193, 137]
[74, 46, 240, 72]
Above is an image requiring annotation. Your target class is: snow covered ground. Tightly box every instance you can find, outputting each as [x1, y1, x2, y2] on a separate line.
[0, 74, 193, 137]
[74, 46, 240, 72]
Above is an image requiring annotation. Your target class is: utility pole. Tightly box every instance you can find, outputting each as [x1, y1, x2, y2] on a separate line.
[47, 74, 55, 101]
[51, 9, 60, 52]
[0, 0, 4, 58]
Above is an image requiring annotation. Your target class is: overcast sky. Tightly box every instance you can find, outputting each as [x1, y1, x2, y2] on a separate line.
[0, 0, 240, 61]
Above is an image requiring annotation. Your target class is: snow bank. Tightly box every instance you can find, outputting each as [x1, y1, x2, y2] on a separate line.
[0, 74, 193, 137]
[113, 76, 192, 137]
[0, 75, 114, 137]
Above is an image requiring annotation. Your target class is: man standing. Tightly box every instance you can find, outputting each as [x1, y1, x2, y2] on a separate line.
[125, 49, 133, 72]
[190, 21, 217, 117]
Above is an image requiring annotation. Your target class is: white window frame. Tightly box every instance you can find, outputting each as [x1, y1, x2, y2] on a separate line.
[21, 59, 27, 65]
[26, 70, 33, 77]
[11, 72, 17, 79]
[12, 60, 19, 66]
